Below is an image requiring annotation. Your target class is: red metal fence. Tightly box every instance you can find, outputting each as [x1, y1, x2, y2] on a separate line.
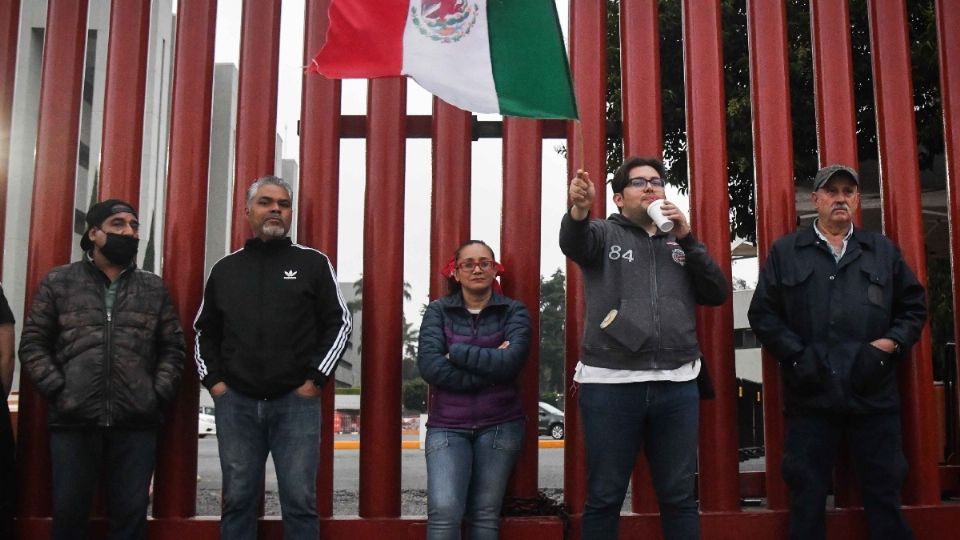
[4, 0, 960, 537]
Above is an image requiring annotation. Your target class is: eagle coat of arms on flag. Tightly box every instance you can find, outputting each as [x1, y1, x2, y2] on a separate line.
[411, 0, 479, 43]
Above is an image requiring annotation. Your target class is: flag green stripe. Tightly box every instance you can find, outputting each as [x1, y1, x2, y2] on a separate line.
[486, 0, 578, 119]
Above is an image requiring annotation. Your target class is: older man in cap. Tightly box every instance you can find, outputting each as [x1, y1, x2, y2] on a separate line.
[19, 199, 184, 540]
[748, 165, 927, 540]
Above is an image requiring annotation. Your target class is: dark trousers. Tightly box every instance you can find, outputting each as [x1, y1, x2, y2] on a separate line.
[580, 380, 701, 540]
[783, 412, 913, 540]
[0, 399, 14, 539]
[49, 428, 157, 540]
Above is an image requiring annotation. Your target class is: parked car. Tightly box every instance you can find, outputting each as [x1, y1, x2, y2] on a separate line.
[198, 405, 216, 438]
[538, 401, 564, 440]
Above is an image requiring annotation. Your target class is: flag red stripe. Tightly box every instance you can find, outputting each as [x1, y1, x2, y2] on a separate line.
[313, 0, 407, 77]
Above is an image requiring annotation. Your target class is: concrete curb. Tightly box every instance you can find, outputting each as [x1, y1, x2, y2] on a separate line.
[333, 440, 565, 450]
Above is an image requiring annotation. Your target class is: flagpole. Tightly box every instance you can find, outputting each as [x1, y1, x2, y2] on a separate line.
[575, 119, 585, 173]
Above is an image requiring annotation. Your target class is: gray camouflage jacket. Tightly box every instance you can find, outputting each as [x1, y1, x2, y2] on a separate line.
[19, 259, 184, 428]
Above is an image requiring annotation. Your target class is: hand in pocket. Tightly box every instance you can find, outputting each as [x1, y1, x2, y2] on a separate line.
[851, 344, 895, 396]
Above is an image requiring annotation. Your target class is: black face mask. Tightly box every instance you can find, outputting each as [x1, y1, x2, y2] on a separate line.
[99, 233, 139, 266]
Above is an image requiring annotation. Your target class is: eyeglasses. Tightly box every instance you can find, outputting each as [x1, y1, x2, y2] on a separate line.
[626, 176, 665, 189]
[457, 259, 496, 272]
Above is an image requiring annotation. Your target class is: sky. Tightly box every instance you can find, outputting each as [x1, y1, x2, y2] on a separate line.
[209, 0, 757, 326]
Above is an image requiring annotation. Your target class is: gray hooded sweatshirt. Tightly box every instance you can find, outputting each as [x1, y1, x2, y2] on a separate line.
[560, 212, 728, 371]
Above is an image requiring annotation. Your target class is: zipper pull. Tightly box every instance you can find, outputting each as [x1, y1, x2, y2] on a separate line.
[107, 311, 112, 322]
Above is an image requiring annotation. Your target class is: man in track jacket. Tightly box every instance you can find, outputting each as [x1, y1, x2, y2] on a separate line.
[194, 176, 351, 540]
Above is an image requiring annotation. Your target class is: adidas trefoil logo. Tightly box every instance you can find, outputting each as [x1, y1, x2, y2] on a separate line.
[283, 270, 298, 280]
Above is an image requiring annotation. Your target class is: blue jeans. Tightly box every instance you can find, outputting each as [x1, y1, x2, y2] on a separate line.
[424, 419, 524, 540]
[49, 428, 157, 540]
[783, 412, 913, 540]
[215, 388, 321, 540]
[580, 380, 700, 540]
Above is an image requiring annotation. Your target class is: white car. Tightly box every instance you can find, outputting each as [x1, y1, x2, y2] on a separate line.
[198, 406, 216, 438]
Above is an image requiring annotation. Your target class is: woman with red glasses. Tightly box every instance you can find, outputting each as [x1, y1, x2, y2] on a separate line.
[417, 240, 532, 540]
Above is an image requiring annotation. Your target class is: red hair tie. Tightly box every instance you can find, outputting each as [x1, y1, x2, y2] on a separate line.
[440, 256, 457, 279]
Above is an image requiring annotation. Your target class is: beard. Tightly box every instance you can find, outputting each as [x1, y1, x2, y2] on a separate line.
[262, 222, 287, 239]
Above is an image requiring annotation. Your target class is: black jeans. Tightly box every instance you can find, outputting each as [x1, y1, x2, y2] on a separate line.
[783, 412, 913, 540]
[49, 427, 157, 540]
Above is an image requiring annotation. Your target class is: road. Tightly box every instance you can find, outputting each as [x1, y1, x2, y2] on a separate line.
[195, 436, 769, 516]
[197, 435, 566, 493]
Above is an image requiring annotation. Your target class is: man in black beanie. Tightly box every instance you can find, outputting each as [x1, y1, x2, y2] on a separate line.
[19, 199, 185, 540]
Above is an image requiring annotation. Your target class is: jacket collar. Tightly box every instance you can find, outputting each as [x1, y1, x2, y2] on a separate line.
[244, 236, 293, 251]
[83, 251, 136, 286]
[440, 290, 511, 311]
[797, 223, 872, 250]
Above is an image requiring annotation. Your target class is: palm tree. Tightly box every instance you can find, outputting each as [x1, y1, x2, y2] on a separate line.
[344, 276, 417, 359]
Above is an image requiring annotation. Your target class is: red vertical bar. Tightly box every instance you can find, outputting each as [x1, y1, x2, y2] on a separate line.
[0, 0, 20, 269]
[620, 0, 662, 158]
[866, 0, 940, 506]
[358, 77, 406, 518]
[152, 0, 217, 518]
[565, 0, 606, 518]
[16, 0, 89, 519]
[230, 0, 281, 250]
[746, 0, 794, 511]
[501, 117, 542, 498]
[98, 0, 150, 202]
[681, 0, 739, 512]
[620, 0, 663, 513]
[300, 0, 341, 518]
[937, 0, 960, 471]
[809, 0, 859, 169]
[429, 99, 471, 300]
[810, 0, 863, 507]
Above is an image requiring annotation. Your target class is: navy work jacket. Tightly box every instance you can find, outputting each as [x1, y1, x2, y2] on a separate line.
[748, 225, 926, 414]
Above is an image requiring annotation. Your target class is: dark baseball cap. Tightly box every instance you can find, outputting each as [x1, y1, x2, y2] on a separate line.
[812, 164, 859, 191]
[79, 199, 138, 251]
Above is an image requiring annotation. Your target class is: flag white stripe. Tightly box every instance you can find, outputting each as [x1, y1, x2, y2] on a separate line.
[401, 0, 500, 114]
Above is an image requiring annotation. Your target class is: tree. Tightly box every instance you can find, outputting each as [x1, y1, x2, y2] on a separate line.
[598, 0, 942, 243]
[401, 317, 421, 381]
[599, 0, 955, 362]
[344, 276, 419, 365]
[402, 378, 428, 413]
[539, 269, 566, 398]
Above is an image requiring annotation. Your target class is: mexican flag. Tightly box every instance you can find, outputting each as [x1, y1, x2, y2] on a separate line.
[310, 0, 578, 119]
